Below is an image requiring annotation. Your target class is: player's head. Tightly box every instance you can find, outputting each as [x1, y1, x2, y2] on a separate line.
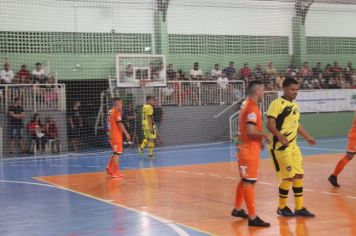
[247, 80, 264, 102]
[282, 77, 299, 100]
[113, 97, 123, 110]
[146, 95, 155, 105]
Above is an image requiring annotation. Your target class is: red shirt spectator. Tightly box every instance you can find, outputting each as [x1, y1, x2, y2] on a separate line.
[239, 63, 251, 78]
[16, 65, 31, 83]
[45, 117, 58, 140]
[330, 62, 343, 74]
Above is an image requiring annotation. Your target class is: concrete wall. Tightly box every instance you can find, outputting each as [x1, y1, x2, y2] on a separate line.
[1, 111, 68, 157]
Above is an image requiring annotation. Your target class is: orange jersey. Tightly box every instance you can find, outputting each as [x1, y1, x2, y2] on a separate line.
[238, 98, 263, 158]
[107, 108, 123, 143]
[348, 113, 356, 139]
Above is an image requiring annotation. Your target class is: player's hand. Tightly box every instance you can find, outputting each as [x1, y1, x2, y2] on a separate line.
[307, 137, 316, 145]
[261, 142, 266, 150]
[264, 134, 272, 145]
[126, 134, 131, 142]
[278, 134, 288, 146]
[150, 129, 154, 134]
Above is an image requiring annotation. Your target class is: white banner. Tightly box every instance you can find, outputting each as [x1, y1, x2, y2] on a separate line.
[277, 89, 356, 113]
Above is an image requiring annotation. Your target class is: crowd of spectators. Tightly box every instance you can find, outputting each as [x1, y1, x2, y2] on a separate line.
[163, 61, 356, 90]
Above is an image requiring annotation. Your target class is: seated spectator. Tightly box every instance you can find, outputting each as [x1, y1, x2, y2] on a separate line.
[157, 63, 165, 81]
[323, 64, 332, 87]
[287, 61, 298, 78]
[211, 64, 222, 80]
[312, 62, 323, 79]
[300, 62, 311, 80]
[330, 61, 343, 76]
[16, 65, 31, 83]
[203, 72, 211, 80]
[0, 63, 15, 84]
[177, 69, 187, 80]
[45, 117, 58, 140]
[265, 81, 275, 91]
[190, 62, 203, 80]
[253, 64, 264, 81]
[32, 62, 48, 83]
[266, 61, 277, 80]
[275, 73, 286, 90]
[345, 62, 354, 82]
[217, 72, 229, 90]
[223, 61, 236, 79]
[166, 64, 176, 80]
[239, 63, 251, 81]
[28, 113, 47, 152]
[311, 77, 321, 89]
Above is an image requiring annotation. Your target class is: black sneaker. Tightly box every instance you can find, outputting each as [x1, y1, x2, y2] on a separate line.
[295, 208, 315, 217]
[231, 208, 248, 219]
[248, 216, 270, 227]
[277, 206, 295, 217]
[328, 175, 340, 187]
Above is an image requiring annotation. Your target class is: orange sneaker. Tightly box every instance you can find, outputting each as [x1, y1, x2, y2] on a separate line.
[106, 165, 113, 175]
[111, 171, 124, 178]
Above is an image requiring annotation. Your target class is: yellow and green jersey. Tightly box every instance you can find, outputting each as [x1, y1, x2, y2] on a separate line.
[142, 104, 154, 130]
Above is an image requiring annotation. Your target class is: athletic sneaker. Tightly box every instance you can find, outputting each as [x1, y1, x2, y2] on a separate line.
[137, 147, 144, 158]
[111, 171, 124, 178]
[277, 206, 295, 217]
[248, 216, 270, 227]
[106, 165, 113, 175]
[149, 154, 157, 160]
[328, 175, 340, 187]
[295, 208, 315, 217]
[231, 208, 248, 219]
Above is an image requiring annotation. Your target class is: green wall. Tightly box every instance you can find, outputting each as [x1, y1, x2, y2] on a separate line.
[301, 112, 353, 138]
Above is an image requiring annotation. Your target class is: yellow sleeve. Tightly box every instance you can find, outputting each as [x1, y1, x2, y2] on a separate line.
[266, 100, 281, 119]
[147, 105, 153, 116]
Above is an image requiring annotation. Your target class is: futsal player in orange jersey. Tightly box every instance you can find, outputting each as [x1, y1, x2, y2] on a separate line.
[106, 98, 131, 178]
[329, 111, 356, 187]
[231, 81, 271, 227]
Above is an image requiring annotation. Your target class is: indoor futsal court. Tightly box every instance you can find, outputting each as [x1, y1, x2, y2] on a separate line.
[0, 137, 355, 236]
[1, 0, 356, 236]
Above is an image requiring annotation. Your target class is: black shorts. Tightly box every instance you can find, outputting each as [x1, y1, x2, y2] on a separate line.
[10, 127, 24, 139]
[68, 127, 81, 139]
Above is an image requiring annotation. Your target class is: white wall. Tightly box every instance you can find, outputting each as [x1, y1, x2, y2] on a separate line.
[0, 0, 154, 34]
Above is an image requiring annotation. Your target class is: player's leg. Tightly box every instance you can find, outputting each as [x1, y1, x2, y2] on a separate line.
[292, 146, 314, 217]
[271, 149, 295, 217]
[232, 156, 248, 219]
[148, 127, 157, 159]
[138, 129, 149, 157]
[329, 138, 356, 186]
[108, 142, 124, 178]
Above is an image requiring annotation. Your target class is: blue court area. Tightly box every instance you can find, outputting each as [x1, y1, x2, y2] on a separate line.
[0, 137, 347, 236]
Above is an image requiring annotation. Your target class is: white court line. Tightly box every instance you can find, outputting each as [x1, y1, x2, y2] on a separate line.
[0, 179, 191, 236]
[87, 166, 101, 168]
[209, 174, 221, 178]
[193, 172, 204, 175]
[322, 192, 340, 196]
[299, 146, 344, 152]
[347, 196, 356, 199]
[69, 165, 83, 167]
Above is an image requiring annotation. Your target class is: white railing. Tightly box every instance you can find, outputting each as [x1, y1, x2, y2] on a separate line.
[0, 84, 66, 112]
[229, 110, 240, 141]
[111, 80, 245, 107]
[262, 91, 278, 115]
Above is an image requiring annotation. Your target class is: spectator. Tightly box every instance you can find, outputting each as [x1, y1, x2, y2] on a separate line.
[217, 72, 229, 90]
[211, 64, 222, 80]
[190, 62, 203, 80]
[203, 72, 211, 80]
[253, 64, 264, 81]
[124, 63, 136, 83]
[0, 63, 15, 84]
[8, 97, 26, 155]
[330, 61, 343, 76]
[223, 61, 236, 79]
[287, 60, 298, 78]
[300, 62, 310, 80]
[68, 101, 83, 152]
[345, 62, 354, 82]
[265, 81, 275, 91]
[153, 101, 163, 145]
[265, 61, 277, 80]
[312, 62, 323, 79]
[177, 69, 186, 80]
[239, 63, 251, 81]
[45, 117, 58, 140]
[42, 76, 58, 105]
[311, 77, 321, 89]
[32, 62, 48, 83]
[28, 113, 47, 152]
[157, 63, 165, 81]
[275, 73, 286, 90]
[166, 64, 176, 80]
[16, 65, 31, 84]
[123, 101, 136, 145]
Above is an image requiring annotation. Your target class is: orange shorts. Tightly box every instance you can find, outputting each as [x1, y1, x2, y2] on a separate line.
[238, 158, 259, 181]
[110, 140, 123, 154]
[347, 138, 356, 153]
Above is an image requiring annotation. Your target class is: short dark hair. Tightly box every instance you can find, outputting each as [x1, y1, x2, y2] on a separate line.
[282, 77, 299, 88]
[14, 97, 21, 102]
[247, 80, 263, 94]
[36, 62, 41, 66]
[146, 95, 155, 101]
[113, 97, 121, 102]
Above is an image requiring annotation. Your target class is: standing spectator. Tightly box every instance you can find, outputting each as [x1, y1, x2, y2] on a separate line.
[223, 61, 236, 79]
[16, 65, 31, 83]
[0, 63, 15, 84]
[239, 63, 252, 81]
[211, 64, 222, 80]
[123, 101, 136, 145]
[287, 61, 298, 78]
[275, 73, 286, 90]
[312, 63, 323, 79]
[217, 72, 229, 90]
[32, 62, 47, 83]
[153, 101, 164, 145]
[166, 64, 176, 80]
[190, 62, 203, 80]
[8, 97, 26, 155]
[253, 64, 264, 81]
[265, 61, 277, 80]
[68, 101, 83, 152]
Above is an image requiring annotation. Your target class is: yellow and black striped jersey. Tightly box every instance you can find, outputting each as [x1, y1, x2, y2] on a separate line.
[267, 96, 300, 150]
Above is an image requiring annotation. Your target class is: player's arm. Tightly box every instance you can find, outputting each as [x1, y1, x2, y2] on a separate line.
[266, 117, 288, 146]
[118, 121, 131, 141]
[297, 124, 316, 145]
[148, 115, 154, 132]
[246, 124, 270, 144]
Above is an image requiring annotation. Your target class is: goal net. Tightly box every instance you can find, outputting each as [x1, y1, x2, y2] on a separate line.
[0, 0, 355, 158]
